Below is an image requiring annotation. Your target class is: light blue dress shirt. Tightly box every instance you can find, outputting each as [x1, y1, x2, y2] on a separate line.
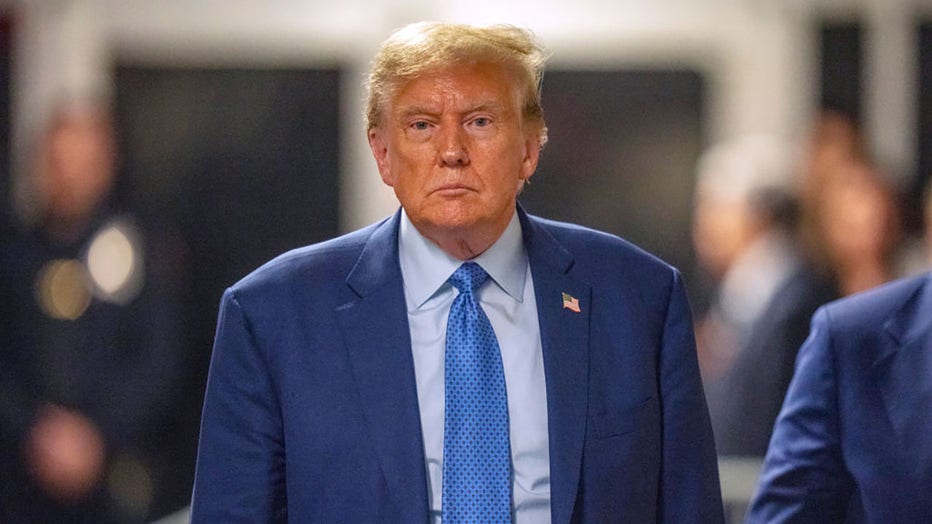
[398, 209, 552, 523]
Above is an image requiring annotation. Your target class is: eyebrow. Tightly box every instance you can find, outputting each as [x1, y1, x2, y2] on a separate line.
[465, 101, 507, 115]
[397, 105, 439, 120]
[396, 100, 508, 120]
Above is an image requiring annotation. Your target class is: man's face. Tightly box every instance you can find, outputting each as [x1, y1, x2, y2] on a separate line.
[368, 62, 540, 246]
[42, 110, 116, 223]
[692, 193, 755, 280]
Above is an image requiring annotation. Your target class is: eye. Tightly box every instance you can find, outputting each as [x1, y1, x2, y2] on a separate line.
[472, 117, 491, 127]
[411, 121, 430, 131]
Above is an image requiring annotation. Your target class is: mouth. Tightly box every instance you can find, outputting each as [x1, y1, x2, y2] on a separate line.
[432, 184, 474, 197]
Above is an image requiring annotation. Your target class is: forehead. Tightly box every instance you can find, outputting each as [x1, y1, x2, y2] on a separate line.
[388, 62, 521, 113]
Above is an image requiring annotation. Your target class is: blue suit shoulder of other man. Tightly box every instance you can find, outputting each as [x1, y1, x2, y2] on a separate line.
[191, 206, 723, 523]
[749, 271, 932, 523]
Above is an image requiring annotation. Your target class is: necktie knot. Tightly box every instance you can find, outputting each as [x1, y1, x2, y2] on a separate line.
[449, 262, 488, 295]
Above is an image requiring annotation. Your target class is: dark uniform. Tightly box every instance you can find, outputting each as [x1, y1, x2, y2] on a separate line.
[0, 206, 188, 523]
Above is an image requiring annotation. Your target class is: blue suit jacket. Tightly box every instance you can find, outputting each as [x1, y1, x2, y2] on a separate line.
[191, 208, 723, 523]
[749, 272, 932, 523]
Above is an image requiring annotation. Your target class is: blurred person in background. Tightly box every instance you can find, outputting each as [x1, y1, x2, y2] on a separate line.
[0, 100, 188, 523]
[692, 135, 837, 457]
[816, 157, 903, 296]
[797, 109, 866, 268]
[798, 109, 904, 295]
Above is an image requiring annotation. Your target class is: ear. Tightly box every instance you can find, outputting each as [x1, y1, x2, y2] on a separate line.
[519, 135, 541, 183]
[368, 128, 394, 187]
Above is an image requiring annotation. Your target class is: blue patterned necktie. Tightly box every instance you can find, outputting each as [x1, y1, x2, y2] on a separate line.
[442, 262, 512, 523]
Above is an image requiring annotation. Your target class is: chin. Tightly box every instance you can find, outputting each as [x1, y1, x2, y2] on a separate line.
[422, 213, 481, 233]
[413, 200, 477, 226]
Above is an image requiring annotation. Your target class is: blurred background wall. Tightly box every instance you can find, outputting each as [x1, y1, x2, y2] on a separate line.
[2, 0, 932, 520]
[4, 0, 932, 281]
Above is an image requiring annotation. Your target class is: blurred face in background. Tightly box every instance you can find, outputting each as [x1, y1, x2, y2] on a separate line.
[37, 107, 117, 225]
[692, 192, 760, 281]
[802, 111, 864, 203]
[819, 159, 898, 266]
[368, 61, 540, 258]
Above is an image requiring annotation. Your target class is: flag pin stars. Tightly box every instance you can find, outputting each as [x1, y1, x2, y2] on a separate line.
[562, 292, 581, 313]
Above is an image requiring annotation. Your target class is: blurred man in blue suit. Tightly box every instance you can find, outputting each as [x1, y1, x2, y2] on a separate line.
[191, 22, 723, 523]
[749, 271, 932, 522]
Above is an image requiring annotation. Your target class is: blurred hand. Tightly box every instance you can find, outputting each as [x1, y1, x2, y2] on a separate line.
[25, 404, 106, 502]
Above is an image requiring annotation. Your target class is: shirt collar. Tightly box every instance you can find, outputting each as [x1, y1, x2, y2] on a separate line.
[398, 208, 528, 310]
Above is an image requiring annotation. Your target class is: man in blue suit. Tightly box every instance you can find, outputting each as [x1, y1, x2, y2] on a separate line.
[192, 22, 723, 522]
[749, 271, 932, 522]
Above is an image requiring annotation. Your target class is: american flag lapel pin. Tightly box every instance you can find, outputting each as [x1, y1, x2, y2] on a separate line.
[562, 292, 581, 313]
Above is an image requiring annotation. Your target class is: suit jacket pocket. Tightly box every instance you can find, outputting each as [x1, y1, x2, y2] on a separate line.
[591, 395, 656, 440]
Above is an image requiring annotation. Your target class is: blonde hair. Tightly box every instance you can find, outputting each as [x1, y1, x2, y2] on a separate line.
[365, 21, 549, 146]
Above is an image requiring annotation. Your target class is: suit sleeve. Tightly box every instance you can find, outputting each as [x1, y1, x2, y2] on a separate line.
[747, 307, 853, 523]
[191, 289, 287, 523]
[658, 270, 725, 523]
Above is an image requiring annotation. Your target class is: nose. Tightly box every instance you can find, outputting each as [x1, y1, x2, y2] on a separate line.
[438, 126, 469, 167]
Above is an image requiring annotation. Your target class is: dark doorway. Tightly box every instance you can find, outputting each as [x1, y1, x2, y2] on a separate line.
[519, 69, 705, 299]
[917, 21, 932, 211]
[114, 66, 342, 517]
[819, 21, 863, 123]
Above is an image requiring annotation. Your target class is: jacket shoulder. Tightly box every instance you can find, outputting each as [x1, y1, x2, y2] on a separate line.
[822, 272, 930, 331]
[229, 219, 383, 299]
[530, 215, 677, 278]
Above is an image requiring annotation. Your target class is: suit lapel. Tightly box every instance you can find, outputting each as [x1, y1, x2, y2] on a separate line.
[875, 275, 932, 479]
[521, 210, 591, 524]
[335, 211, 429, 521]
